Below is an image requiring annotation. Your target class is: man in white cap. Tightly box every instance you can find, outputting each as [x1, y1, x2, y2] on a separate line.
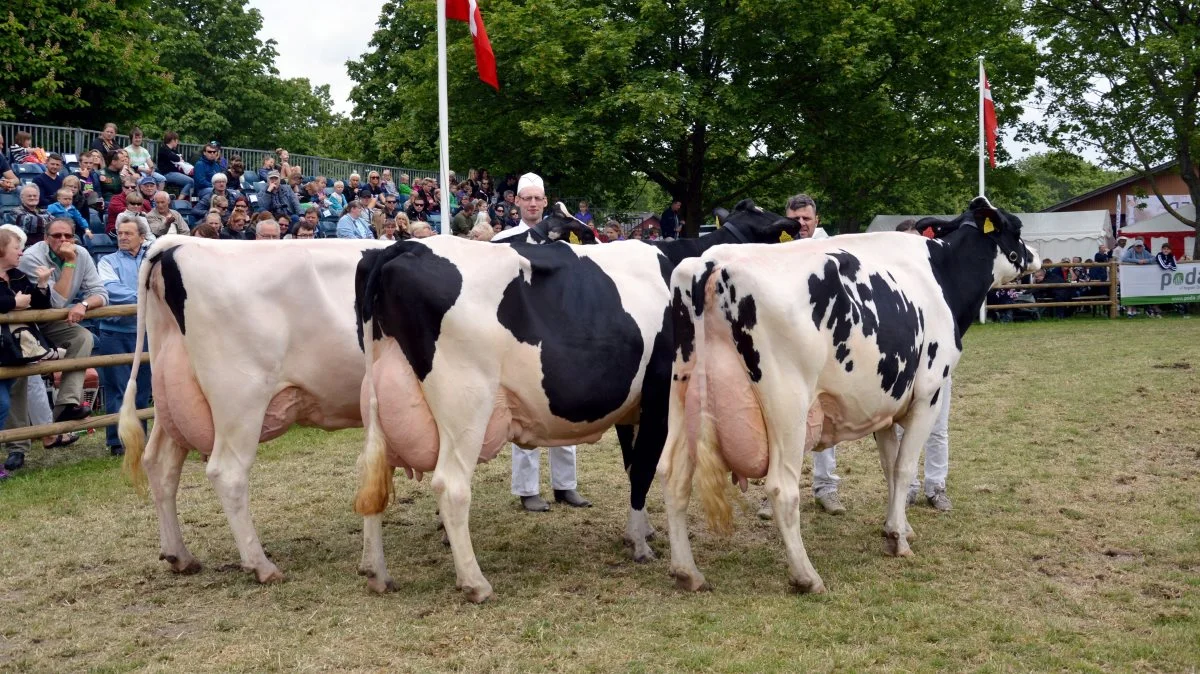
[493, 172, 592, 512]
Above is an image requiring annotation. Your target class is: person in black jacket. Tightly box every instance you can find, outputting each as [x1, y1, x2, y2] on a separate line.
[0, 226, 54, 476]
[156, 131, 195, 197]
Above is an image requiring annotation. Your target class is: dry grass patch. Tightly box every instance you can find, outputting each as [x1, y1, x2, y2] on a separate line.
[0, 317, 1197, 672]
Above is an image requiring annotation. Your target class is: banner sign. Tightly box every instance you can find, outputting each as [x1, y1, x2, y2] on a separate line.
[1126, 194, 1193, 224]
[1119, 262, 1200, 305]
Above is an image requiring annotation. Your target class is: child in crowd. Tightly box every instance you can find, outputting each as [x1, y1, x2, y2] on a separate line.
[328, 181, 347, 216]
[47, 187, 92, 240]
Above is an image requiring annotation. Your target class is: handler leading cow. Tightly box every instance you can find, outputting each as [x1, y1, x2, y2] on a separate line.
[658, 197, 1039, 594]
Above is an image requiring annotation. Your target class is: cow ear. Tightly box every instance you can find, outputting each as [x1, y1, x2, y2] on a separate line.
[973, 206, 1003, 235]
[713, 207, 730, 227]
[555, 202, 571, 219]
[772, 217, 800, 242]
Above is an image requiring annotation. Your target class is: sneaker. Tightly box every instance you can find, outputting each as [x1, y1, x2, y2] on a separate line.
[906, 485, 920, 507]
[757, 498, 774, 520]
[109, 445, 125, 457]
[4, 451, 24, 471]
[815, 491, 846, 515]
[926, 488, 952, 512]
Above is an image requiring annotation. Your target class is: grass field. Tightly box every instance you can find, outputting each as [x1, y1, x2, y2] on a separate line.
[1, 318, 1197, 672]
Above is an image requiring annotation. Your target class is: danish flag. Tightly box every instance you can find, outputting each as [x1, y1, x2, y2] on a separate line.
[982, 70, 997, 168]
[447, 0, 499, 90]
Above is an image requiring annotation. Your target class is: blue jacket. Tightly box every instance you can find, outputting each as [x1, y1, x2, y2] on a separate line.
[337, 213, 374, 239]
[193, 157, 223, 193]
[96, 242, 150, 332]
[1121, 246, 1153, 264]
[47, 202, 90, 233]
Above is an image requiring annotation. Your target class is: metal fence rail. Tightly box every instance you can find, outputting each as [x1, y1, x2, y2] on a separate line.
[0, 120, 438, 183]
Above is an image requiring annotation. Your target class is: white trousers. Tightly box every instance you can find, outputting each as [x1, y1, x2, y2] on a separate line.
[813, 378, 951, 496]
[510, 444, 577, 497]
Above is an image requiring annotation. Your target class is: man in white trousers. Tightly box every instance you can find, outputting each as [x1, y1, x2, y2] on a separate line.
[491, 172, 592, 512]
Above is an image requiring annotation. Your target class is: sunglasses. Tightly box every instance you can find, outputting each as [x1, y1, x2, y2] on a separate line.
[413, 203, 425, 207]
[48, 233, 74, 240]
[386, 200, 397, 204]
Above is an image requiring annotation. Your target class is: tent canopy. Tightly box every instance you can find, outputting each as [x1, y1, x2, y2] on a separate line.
[1119, 204, 1195, 234]
[867, 210, 1110, 261]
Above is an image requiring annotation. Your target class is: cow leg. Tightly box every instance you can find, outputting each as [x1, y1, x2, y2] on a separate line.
[877, 411, 934, 557]
[358, 513, 395, 593]
[142, 423, 200, 574]
[762, 397, 825, 595]
[205, 422, 282, 583]
[616, 424, 637, 472]
[661, 408, 707, 591]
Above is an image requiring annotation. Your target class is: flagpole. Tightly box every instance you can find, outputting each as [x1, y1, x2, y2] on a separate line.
[437, 0, 452, 235]
[978, 56, 985, 198]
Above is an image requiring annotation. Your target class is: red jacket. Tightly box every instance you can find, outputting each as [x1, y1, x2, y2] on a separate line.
[106, 192, 153, 233]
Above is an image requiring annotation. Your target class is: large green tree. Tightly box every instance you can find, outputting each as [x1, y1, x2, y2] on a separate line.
[348, 0, 1037, 233]
[0, 0, 170, 127]
[145, 0, 338, 152]
[1032, 0, 1200, 256]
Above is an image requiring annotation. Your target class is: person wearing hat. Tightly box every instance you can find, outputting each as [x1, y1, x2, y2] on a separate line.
[106, 174, 157, 233]
[492, 172, 592, 512]
[1111, 236, 1128, 261]
[193, 141, 225, 194]
[262, 169, 301, 219]
[1121, 239, 1152, 265]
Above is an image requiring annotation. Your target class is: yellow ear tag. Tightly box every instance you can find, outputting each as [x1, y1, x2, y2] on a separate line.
[569, 231, 581, 245]
[779, 231, 794, 243]
[982, 217, 995, 234]
[715, 216, 722, 229]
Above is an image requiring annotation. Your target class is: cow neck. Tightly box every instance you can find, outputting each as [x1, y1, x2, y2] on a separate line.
[650, 221, 752, 267]
[929, 225, 997, 344]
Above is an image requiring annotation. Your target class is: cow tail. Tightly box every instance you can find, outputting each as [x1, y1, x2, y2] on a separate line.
[354, 316, 393, 515]
[120, 245, 159, 495]
[692, 267, 735, 535]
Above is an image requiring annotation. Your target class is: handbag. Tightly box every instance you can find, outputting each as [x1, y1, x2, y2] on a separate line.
[175, 160, 195, 177]
[0, 322, 55, 366]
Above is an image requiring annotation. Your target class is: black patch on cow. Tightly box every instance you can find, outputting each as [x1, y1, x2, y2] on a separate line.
[498, 245, 643, 423]
[807, 250, 922, 399]
[369, 243, 463, 381]
[724, 291, 762, 382]
[927, 342, 938, 368]
[845, 360, 853, 372]
[656, 253, 674, 287]
[159, 246, 188, 335]
[930, 387, 941, 407]
[943, 365, 950, 378]
[692, 261, 716, 317]
[672, 287, 695, 364]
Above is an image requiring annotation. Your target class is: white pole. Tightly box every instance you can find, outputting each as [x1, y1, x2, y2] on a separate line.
[978, 56, 985, 198]
[437, 0, 452, 235]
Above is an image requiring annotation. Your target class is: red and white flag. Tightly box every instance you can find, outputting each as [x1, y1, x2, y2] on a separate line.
[982, 70, 997, 168]
[447, 0, 499, 90]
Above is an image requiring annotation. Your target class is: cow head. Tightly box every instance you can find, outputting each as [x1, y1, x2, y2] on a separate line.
[918, 197, 1040, 286]
[713, 199, 802, 244]
[532, 202, 598, 245]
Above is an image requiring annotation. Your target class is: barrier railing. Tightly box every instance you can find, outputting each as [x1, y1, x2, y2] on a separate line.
[986, 261, 1119, 318]
[0, 304, 153, 444]
[0, 120, 437, 184]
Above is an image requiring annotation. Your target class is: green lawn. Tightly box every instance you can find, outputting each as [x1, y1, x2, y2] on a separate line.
[1, 318, 1197, 672]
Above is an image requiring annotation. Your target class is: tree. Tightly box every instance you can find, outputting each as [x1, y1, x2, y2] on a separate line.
[1032, 1, 1200, 256]
[0, 1, 171, 127]
[348, 0, 1037, 234]
[144, 0, 339, 153]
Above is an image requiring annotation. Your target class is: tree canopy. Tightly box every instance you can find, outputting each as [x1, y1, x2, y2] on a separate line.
[349, 0, 1038, 233]
[1032, 0, 1200, 255]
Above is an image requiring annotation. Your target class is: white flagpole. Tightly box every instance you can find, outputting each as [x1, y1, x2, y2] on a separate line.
[437, 0, 452, 235]
[978, 56, 985, 198]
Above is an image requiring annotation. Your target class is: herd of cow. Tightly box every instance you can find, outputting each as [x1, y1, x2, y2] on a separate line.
[117, 196, 1039, 602]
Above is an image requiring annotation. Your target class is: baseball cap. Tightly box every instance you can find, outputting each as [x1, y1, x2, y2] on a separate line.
[137, 175, 157, 186]
[267, 170, 281, 179]
[357, 187, 373, 198]
[204, 140, 221, 149]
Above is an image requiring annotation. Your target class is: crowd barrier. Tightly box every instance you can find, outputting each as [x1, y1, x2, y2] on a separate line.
[986, 261, 1119, 319]
[0, 305, 153, 444]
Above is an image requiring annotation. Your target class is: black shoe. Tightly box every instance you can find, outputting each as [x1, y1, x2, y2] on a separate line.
[520, 495, 550, 512]
[109, 445, 125, 457]
[553, 489, 592, 508]
[54, 403, 92, 423]
[4, 451, 24, 471]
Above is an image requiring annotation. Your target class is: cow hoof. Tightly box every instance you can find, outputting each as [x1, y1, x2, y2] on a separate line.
[462, 582, 494, 604]
[632, 547, 657, 564]
[442, 531, 450, 547]
[670, 568, 710, 592]
[367, 575, 396, 594]
[789, 576, 826, 595]
[882, 531, 913, 558]
[161, 553, 202, 575]
[253, 565, 285, 584]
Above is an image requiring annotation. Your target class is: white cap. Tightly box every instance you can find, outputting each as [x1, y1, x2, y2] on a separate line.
[517, 172, 544, 196]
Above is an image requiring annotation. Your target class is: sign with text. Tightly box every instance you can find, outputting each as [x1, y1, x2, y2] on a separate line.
[1119, 262, 1200, 305]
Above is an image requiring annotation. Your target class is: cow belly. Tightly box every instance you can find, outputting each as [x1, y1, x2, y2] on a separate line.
[261, 387, 360, 441]
[151, 337, 216, 454]
[369, 340, 440, 474]
[705, 323, 768, 480]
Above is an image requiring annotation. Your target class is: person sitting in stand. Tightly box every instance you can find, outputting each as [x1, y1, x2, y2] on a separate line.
[47, 188, 92, 241]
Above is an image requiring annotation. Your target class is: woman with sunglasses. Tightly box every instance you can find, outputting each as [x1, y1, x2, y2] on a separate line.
[406, 196, 429, 222]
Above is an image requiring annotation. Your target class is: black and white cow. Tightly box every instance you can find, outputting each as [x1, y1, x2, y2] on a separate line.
[658, 197, 1039, 594]
[353, 200, 801, 600]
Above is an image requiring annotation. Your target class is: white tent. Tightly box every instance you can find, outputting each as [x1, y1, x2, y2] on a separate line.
[1118, 204, 1196, 255]
[867, 210, 1111, 261]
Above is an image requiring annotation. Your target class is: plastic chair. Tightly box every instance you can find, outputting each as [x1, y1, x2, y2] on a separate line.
[15, 163, 44, 175]
[0, 191, 19, 208]
[171, 200, 191, 213]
